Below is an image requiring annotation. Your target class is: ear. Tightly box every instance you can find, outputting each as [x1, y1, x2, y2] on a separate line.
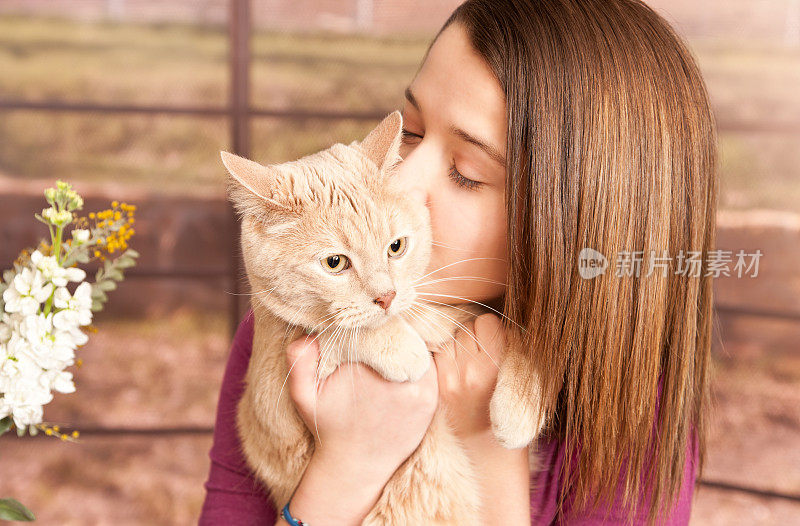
[356, 110, 403, 174]
[220, 151, 293, 217]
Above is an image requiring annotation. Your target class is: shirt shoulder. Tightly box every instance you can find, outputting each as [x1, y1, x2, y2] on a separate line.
[529, 374, 698, 525]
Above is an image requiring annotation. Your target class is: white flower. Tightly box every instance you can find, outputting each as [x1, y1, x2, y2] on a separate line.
[42, 207, 73, 226]
[71, 229, 90, 244]
[16, 313, 76, 370]
[1, 375, 53, 428]
[41, 369, 76, 394]
[0, 351, 40, 393]
[2, 267, 53, 316]
[53, 282, 93, 327]
[0, 320, 10, 344]
[0, 312, 23, 342]
[30, 250, 86, 287]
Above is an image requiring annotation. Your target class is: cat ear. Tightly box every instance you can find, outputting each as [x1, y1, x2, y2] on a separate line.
[220, 151, 293, 216]
[356, 110, 403, 174]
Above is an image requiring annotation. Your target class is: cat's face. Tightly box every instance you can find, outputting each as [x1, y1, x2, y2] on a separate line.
[222, 111, 432, 331]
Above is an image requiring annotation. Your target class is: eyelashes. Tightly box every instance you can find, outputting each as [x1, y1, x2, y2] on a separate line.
[400, 129, 483, 191]
[448, 166, 481, 190]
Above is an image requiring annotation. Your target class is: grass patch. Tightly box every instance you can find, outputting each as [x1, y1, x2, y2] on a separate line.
[0, 15, 428, 192]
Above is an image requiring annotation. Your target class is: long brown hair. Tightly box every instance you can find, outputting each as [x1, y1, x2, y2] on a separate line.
[434, 0, 718, 523]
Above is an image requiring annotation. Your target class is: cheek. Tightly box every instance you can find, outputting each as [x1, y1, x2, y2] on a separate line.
[428, 193, 507, 279]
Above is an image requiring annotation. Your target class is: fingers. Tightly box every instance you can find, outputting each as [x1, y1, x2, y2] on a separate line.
[473, 313, 507, 367]
[285, 332, 321, 409]
[433, 313, 507, 379]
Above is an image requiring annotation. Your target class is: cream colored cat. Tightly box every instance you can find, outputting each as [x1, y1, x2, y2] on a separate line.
[221, 111, 545, 525]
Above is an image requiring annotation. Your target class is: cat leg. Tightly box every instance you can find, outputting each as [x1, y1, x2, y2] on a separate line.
[337, 316, 432, 383]
[402, 303, 487, 347]
[489, 350, 547, 449]
[363, 409, 481, 526]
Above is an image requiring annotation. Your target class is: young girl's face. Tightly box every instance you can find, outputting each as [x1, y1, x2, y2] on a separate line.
[396, 22, 509, 311]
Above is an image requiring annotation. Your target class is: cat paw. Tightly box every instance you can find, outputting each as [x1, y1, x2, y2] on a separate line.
[489, 367, 546, 449]
[315, 355, 339, 381]
[374, 334, 432, 383]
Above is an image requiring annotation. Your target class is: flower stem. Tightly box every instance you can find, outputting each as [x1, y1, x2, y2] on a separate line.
[43, 288, 55, 316]
[53, 225, 63, 264]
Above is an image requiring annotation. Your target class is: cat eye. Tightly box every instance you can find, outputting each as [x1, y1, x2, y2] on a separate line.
[321, 254, 351, 274]
[388, 237, 408, 258]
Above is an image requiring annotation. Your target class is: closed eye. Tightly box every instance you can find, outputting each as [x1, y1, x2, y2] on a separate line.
[401, 129, 422, 141]
[400, 128, 483, 191]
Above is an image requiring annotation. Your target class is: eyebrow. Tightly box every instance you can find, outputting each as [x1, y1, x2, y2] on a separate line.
[404, 86, 507, 167]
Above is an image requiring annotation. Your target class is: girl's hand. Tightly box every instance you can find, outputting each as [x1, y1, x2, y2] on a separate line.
[433, 312, 532, 525]
[433, 312, 508, 443]
[282, 332, 439, 525]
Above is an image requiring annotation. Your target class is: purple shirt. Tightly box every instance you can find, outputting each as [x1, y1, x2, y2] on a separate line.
[200, 309, 697, 525]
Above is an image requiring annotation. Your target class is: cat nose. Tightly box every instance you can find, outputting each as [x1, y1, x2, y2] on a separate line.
[373, 290, 396, 311]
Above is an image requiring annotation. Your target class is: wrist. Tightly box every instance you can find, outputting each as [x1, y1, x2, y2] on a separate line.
[288, 450, 394, 525]
[461, 430, 531, 526]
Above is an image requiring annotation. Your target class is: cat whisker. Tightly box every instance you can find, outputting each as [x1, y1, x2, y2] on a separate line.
[414, 275, 507, 288]
[316, 321, 357, 441]
[430, 240, 471, 252]
[411, 301, 499, 370]
[303, 310, 344, 335]
[224, 285, 278, 296]
[279, 306, 311, 353]
[313, 322, 346, 443]
[415, 292, 527, 334]
[276, 311, 339, 416]
[347, 325, 358, 401]
[404, 304, 464, 380]
[412, 257, 508, 284]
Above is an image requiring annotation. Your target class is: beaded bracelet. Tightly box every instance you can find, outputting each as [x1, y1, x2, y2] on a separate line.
[282, 499, 309, 526]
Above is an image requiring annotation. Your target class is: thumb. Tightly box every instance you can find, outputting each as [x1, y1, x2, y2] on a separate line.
[285, 332, 321, 408]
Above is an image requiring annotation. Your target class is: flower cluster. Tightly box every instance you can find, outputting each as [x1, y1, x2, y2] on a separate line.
[89, 200, 136, 258]
[0, 252, 88, 431]
[0, 180, 138, 439]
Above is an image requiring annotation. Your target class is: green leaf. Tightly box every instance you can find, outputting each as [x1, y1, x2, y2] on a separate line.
[91, 288, 108, 303]
[125, 249, 140, 258]
[91, 300, 103, 312]
[0, 498, 36, 521]
[98, 280, 117, 292]
[115, 257, 135, 269]
[75, 251, 90, 264]
[107, 270, 124, 281]
[0, 416, 12, 435]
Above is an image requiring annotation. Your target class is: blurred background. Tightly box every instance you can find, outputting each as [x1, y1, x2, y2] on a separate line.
[0, 1, 797, 524]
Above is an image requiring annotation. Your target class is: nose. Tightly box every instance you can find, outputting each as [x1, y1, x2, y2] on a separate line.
[373, 290, 396, 311]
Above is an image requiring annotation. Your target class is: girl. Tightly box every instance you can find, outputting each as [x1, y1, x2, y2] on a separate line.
[200, 0, 716, 524]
